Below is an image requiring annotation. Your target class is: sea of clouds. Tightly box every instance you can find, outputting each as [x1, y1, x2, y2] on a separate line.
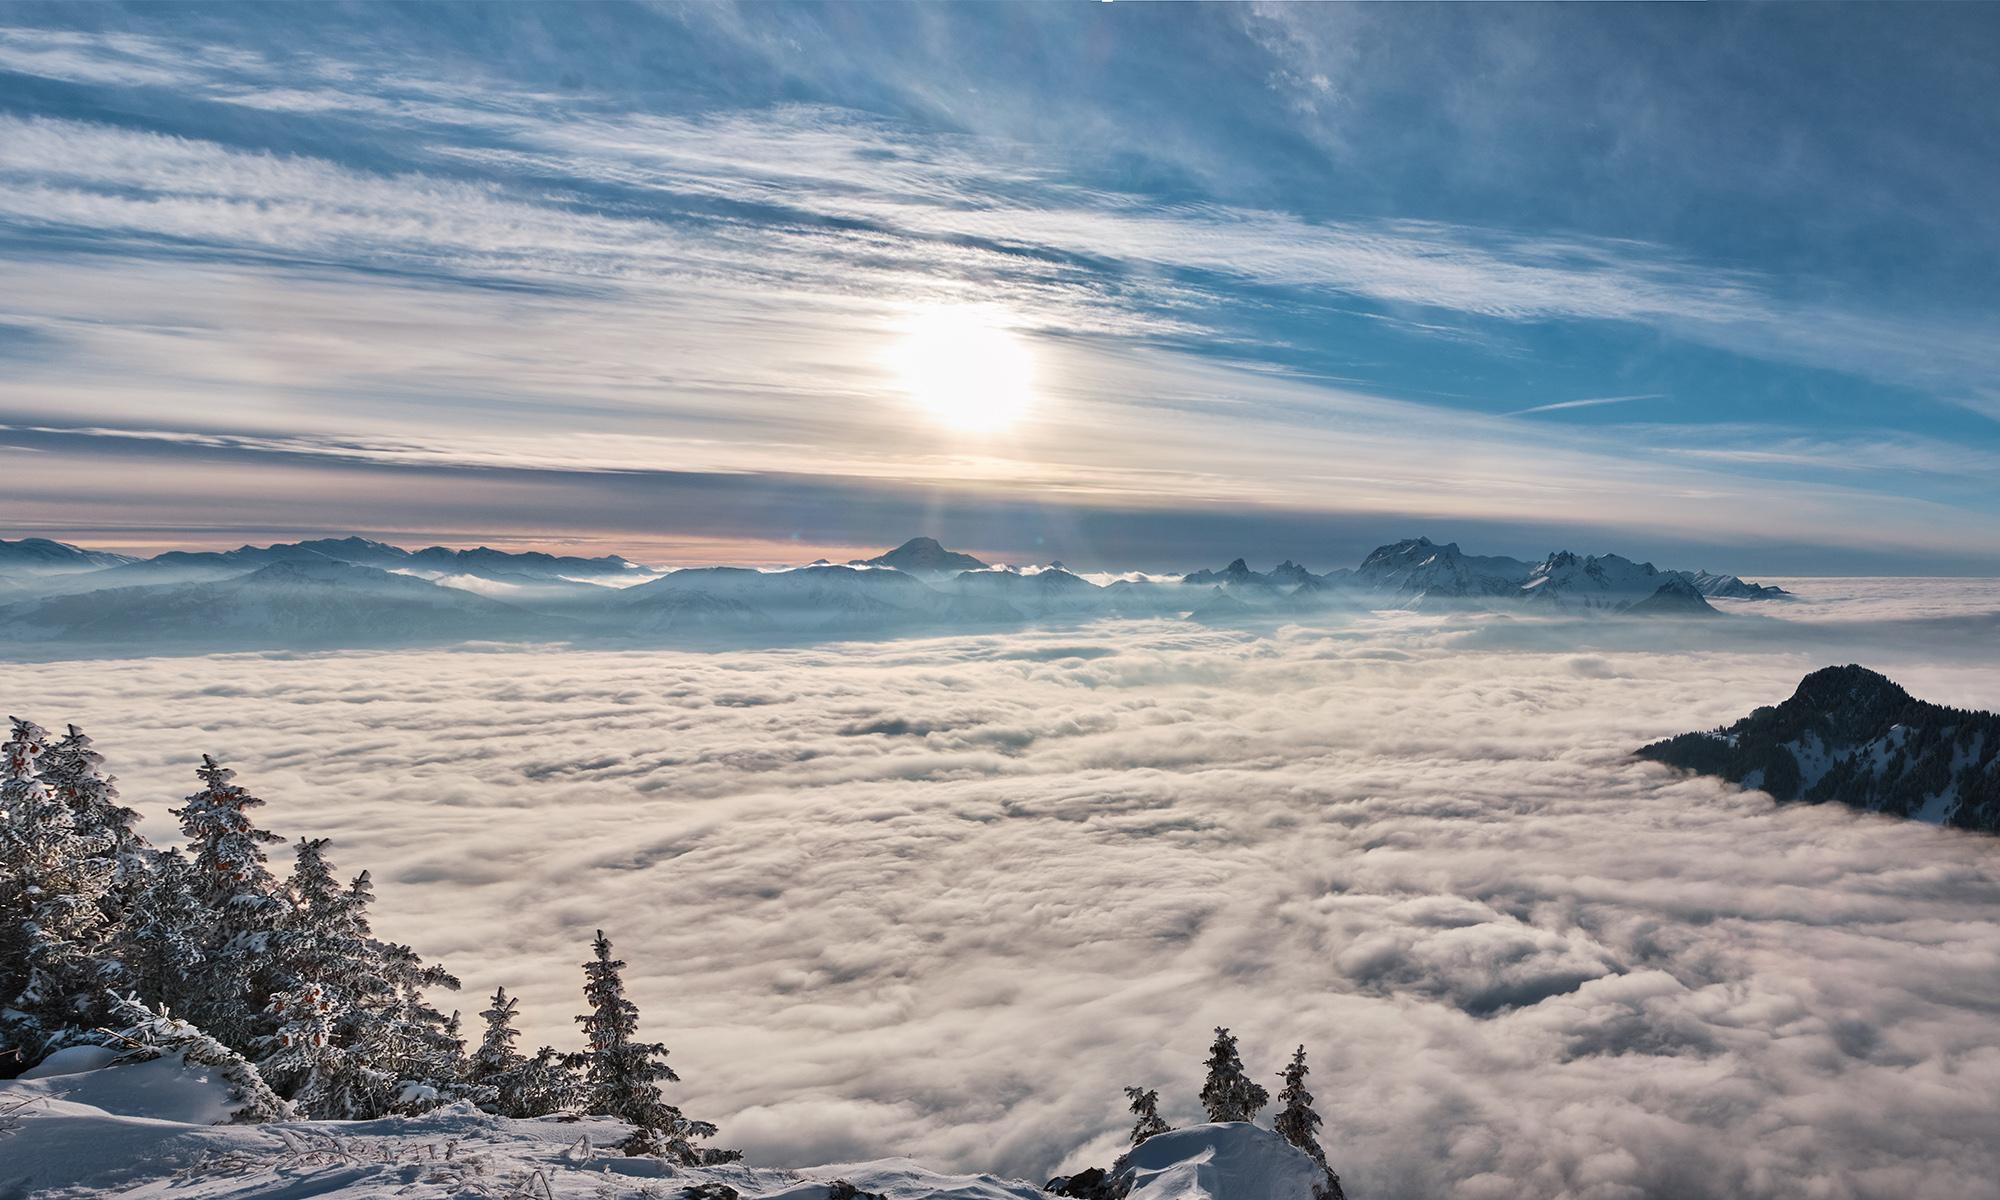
[7, 583, 2000, 1200]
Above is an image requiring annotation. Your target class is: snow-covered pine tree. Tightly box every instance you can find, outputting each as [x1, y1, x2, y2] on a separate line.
[1198, 1027, 1269, 1124]
[116, 847, 208, 1017]
[170, 755, 289, 1045]
[472, 986, 541, 1116]
[260, 979, 347, 1116]
[575, 930, 736, 1163]
[38, 724, 149, 905]
[374, 937, 473, 1112]
[259, 838, 397, 1117]
[0, 716, 123, 1058]
[512, 1043, 586, 1116]
[1274, 1045, 1344, 1200]
[1124, 1085, 1171, 1145]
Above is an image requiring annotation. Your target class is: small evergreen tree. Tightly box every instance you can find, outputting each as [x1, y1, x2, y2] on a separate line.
[1274, 1046, 1344, 1200]
[474, 986, 524, 1077]
[575, 930, 735, 1163]
[1197, 1027, 1268, 1124]
[1124, 1085, 1171, 1145]
[472, 986, 539, 1115]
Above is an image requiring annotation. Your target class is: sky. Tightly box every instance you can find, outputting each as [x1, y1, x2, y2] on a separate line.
[1, 3, 1998, 572]
[9, 585, 2000, 1196]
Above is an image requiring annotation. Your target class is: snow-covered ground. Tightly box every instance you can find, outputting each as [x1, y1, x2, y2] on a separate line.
[2, 1053, 1324, 1200]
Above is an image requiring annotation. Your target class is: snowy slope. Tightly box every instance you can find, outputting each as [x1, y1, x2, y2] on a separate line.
[0, 1055, 1041, 1200]
[1114, 1125, 1328, 1200]
[2, 1055, 1338, 1200]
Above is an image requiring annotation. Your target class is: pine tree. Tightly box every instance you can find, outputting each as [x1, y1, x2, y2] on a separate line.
[513, 1044, 586, 1117]
[375, 938, 470, 1112]
[38, 724, 148, 904]
[1274, 1046, 1344, 1200]
[259, 838, 395, 1117]
[117, 847, 208, 1017]
[474, 987, 522, 1077]
[472, 986, 539, 1115]
[1198, 1027, 1268, 1124]
[575, 930, 734, 1163]
[0, 717, 122, 1057]
[1124, 1085, 1171, 1145]
[170, 755, 288, 1045]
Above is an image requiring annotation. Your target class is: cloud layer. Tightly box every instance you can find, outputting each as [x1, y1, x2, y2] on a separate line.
[7, 583, 2000, 1198]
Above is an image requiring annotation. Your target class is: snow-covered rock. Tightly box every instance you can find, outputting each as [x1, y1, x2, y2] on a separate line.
[1049, 1124, 1332, 1200]
[1117, 1125, 1329, 1200]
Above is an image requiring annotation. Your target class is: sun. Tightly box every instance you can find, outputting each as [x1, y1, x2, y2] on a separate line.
[889, 306, 1036, 433]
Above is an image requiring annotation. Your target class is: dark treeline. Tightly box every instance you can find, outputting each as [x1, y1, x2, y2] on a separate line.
[0, 717, 734, 1163]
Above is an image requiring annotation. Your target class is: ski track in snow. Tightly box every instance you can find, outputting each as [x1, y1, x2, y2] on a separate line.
[4, 581, 2000, 1198]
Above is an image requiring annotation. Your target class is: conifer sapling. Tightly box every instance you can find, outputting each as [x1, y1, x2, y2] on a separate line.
[1197, 1026, 1269, 1124]
[1274, 1045, 1344, 1200]
[1124, 1085, 1171, 1145]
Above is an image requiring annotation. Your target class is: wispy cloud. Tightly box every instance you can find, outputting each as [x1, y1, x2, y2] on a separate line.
[1506, 394, 1662, 417]
[1, 20, 1997, 565]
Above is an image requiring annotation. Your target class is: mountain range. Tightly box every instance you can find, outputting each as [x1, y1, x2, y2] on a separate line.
[0, 534, 1786, 652]
[1638, 665, 2000, 833]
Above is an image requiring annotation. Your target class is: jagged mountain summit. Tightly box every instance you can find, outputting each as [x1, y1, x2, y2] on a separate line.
[1637, 665, 2000, 832]
[1352, 537, 1533, 601]
[1683, 569, 1788, 600]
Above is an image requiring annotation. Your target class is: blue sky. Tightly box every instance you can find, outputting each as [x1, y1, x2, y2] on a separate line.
[1, 2, 1997, 571]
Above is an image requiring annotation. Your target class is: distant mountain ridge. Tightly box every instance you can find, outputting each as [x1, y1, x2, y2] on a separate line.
[0, 537, 137, 574]
[1638, 665, 2000, 833]
[0, 533, 1788, 652]
[1347, 536, 1783, 613]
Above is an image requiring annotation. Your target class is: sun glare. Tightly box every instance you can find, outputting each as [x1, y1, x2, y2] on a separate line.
[890, 307, 1036, 433]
